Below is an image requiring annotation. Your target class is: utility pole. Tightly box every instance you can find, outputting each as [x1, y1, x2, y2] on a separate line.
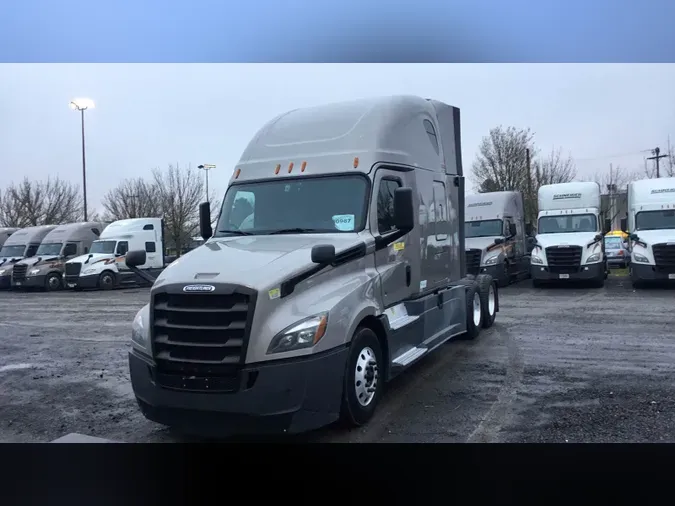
[525, 148, 533, 223]
[647, 147, 668, 178]
[198, 164, 216, 202]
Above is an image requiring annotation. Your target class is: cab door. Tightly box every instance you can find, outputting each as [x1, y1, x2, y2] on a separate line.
[371, 168, 414, 309]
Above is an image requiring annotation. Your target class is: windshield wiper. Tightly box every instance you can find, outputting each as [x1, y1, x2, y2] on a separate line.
[216, 229, 254, 236]
[268, 228, 328, 235]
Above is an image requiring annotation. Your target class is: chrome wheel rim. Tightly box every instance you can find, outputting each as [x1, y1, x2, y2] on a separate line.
[473, 292, 482, 327]
[354, 346, 378, 407]
[48, 276, 60, 290]
[488, 284, 495, 316]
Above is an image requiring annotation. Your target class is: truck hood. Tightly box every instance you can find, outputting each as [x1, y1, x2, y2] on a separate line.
[155, 234, 366, 291]
[67, 253, 114, 265]
[633, 230, 675, 245]
[535, 232, 600, 249]
[15, 256, 60, 268]
[0, 257, 23, 267]
[465, 236, 502, 251]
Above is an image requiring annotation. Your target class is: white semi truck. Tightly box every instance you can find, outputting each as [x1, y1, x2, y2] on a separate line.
[64, 217, 165, 290]
[531, 181, 610, 287]
[464, 191, 531, 287]
[126, 95, 501, 437]
[624, 176, 675, 287]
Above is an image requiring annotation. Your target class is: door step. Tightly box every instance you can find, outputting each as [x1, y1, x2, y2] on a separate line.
[392, 346, 428, 367]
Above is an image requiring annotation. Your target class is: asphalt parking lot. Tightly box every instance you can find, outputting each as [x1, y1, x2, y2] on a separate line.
[1, 275, 674, 443]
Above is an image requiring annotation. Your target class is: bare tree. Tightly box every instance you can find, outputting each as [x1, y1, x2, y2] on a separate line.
[472, 126, 534, 193]
[592, 164, 639, 193]
[532, 148, 577, 187]
[0, 177, 83, 227]
[101, 177, 163, 221]
[152, 164, 220, 256]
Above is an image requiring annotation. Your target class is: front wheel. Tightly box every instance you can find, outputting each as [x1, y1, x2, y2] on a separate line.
[98, 271, 116, 291]
[476, 274, 496, 329]
[44, 273, 63, 292]
[340, 327, 384, 427]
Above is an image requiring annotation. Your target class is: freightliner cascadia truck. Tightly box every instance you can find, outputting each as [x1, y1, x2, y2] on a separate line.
[125, 95, 501, 436]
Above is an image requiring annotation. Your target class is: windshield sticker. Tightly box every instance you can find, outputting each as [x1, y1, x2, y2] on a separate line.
[332, 214, 355, 232]
[268, 288, 280, 300]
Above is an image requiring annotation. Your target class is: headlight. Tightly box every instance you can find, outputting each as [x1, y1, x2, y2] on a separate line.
[586, 253, 601, 263]
[531, 255, 543, 265]
[131, 304, 150, 350]
[483, 255, 499, 265]
[267, 313, 328, 354]
[29, 269, 40, 275]
[82, 268, 96, 275]
[0, 269, 5, 275]
[633, 252, 649, 263]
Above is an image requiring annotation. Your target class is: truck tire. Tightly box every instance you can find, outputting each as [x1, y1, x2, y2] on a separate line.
[497, 262, 510, 288]
[340, 326, 384, 427]
[98, 271, 115, 291]
[476, 274, 497, 328]
[532, 278, 544, 288]
[462, 281, 483, 340]
[44, 273, 62, 292]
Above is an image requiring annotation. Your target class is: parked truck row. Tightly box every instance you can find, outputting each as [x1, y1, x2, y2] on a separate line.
[0, 218, 169, 291]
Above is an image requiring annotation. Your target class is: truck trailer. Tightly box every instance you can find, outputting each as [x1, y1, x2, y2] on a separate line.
[126, 95, 500, 437]
[64, 217, 165, 290]
[464, 191, 530, 286]
[11, 221, 106, 291]
[624, 176, 675, 287]
[531, 181, 610, 287]
[0, 225, 57, 289]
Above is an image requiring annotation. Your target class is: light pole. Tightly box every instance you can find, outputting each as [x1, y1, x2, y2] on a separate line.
[69, 98, 95, 221]
[198, 164, 216, 202]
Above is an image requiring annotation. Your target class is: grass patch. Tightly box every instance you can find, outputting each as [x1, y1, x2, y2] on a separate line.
[609, 268, 629, 277]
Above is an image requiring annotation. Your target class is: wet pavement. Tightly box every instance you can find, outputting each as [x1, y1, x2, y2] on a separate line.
[0, 276, 674, 443]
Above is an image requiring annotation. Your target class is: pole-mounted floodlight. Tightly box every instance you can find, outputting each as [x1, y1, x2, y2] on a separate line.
[70, 98, 95, 221]
[198, 164, 216, 203]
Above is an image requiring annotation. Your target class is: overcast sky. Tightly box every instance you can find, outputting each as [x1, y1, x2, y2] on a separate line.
[1, 64, 674, 211]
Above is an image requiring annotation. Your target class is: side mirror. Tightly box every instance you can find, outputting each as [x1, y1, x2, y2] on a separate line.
[629, 233, 638, 242]
[199, 202, 213, 240]
[311, 244, 335, 265]
[594, 234, 603, 242]
[525, 223, 533, 236]
[620, 218, 627, 233]
[126, 250, 146, 267]
[494, 237, 505, 245]
[509, 223, 517, 237]
[603, 219, 611, 234]
[393, 187, 415, 231]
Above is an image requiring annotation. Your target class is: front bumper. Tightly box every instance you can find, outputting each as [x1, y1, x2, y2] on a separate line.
[531, 261, 605, 281]
[479, 262, 508, 284]
[631, 262, 675, 282]
[65, 273, 99, 290]
[0, 275, 10, 289]
[129, 345, 349, 437]
[11, 274, 46, 289]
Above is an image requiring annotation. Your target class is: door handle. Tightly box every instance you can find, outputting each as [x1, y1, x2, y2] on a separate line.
[405, 264, 411, 287]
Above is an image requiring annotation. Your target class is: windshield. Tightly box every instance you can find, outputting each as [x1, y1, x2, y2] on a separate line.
[635, 210, 675, 231]
[36, 242, 62, 257]
[90, 240, 117, 254]
[604, 237, 624, 249]
[0, 244, 25, 258]
[214, 175, 369, 236]
[465, 220, 503, 238]
[538, 214, 598, 234]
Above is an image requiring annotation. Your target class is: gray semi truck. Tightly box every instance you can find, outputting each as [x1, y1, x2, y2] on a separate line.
[464, 191, 531, 286]
[126, 95, 500, 436]
[0, 225, 57, 289]
[11, 221, 106, 291]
